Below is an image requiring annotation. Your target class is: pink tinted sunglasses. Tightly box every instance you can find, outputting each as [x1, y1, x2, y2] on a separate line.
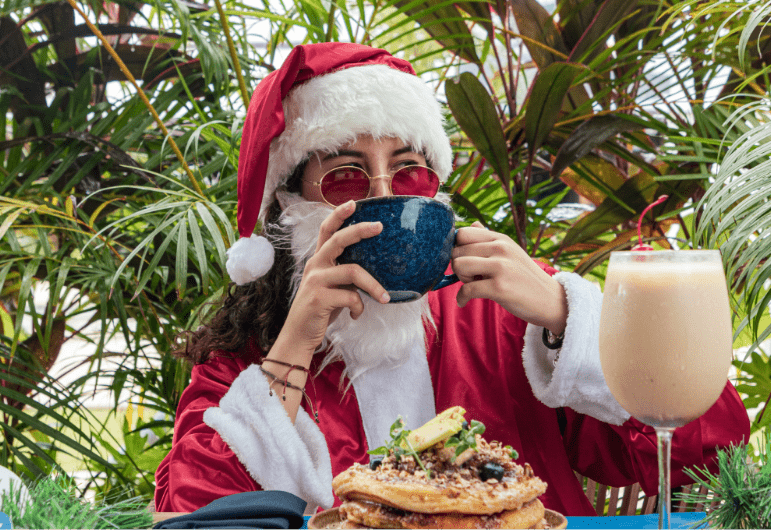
[304, 165, 441, 207]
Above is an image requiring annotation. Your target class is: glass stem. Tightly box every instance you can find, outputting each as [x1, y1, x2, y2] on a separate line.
[656, 427, 675, 529]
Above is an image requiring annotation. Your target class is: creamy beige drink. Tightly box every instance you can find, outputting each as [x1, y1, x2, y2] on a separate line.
[599, 250, 733, 428]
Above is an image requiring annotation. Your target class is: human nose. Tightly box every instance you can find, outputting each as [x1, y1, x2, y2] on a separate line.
[369, 173, 393, 198]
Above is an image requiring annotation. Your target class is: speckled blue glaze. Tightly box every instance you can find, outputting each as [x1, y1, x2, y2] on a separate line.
[338, 196, 458, 303]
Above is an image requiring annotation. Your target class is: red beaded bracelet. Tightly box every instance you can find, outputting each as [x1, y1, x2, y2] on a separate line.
[259, 361, 319, 423]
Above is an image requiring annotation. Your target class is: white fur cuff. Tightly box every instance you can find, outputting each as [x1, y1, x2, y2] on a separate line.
[522, 272, 630, 426]
[226, 234, 275, 285]
[203, 364, 334, 509]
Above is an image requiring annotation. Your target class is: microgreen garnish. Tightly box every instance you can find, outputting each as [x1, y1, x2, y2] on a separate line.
[444, 419, 486, 462]
[504, 445, 519, 460]
[367, 417, 432, 479]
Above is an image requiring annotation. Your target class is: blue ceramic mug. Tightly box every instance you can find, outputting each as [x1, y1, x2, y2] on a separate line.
[337, 196, 459, 303]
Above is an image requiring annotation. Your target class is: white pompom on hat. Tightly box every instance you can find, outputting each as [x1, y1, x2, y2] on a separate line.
[226, 42, 453, 286]
[225, 234, 275, 286]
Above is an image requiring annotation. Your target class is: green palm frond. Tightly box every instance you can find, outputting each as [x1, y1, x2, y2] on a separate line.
[0, 338, 126, 482]
[695, 107, 771, 353]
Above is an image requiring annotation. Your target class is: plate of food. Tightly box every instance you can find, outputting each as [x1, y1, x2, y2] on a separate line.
[309, 406, 567, 529]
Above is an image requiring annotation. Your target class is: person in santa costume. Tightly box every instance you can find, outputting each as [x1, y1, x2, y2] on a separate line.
[154, 42, 749, 516]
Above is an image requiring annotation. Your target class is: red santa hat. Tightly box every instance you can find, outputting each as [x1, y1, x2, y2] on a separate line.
[225, 42, 453, 285]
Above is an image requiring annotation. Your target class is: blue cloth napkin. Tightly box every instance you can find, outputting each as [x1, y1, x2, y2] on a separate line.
[154, 491, 307, 529]
[567, 511, 708, 528]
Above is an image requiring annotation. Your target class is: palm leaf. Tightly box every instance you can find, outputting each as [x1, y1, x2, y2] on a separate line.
[696, 109, 771, 352]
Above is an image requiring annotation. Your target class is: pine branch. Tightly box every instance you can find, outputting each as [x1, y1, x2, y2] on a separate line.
[677, 433, 771, 529]
[0, 475, 153, 529]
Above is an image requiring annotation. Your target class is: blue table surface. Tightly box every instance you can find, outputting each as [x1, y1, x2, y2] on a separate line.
[568, 512, 707, 528]
[301, 511, 707, 528]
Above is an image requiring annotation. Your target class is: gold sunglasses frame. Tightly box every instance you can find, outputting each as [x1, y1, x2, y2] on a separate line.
[301, 165, 440, 207]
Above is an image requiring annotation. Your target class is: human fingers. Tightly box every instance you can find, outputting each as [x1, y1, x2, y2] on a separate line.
[313, 220, 383, 265]
[324, 287, 367, 320]
[453, 254, 567, 331]
[282, 281, 364, 352]
[452, 254, 524, 309]
[321, 264, 391, 305]
[451, 256, 499, 284]
[315, 200, 356, 253]
[454, 225, 499, 246]
[452, 238, 519, 260]
[455, 275, 494, 308]
[292, 279, 372, 325]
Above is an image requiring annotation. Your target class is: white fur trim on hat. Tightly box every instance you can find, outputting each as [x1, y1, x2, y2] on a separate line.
[226, 234, 275, 285]
[260, 64, 453, 220]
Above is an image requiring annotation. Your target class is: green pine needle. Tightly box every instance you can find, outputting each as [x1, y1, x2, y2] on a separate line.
[677, 432, 771, 529]
[0, 474, 153, 529]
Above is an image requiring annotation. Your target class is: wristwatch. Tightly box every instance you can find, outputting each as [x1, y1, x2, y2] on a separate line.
[542, 327, 564, 350]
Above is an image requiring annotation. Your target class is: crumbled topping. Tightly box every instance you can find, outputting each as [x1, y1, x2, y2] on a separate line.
[357, 435, 528, 494]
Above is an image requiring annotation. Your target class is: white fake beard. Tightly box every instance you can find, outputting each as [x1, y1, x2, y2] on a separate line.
[271, 192, 434, 384]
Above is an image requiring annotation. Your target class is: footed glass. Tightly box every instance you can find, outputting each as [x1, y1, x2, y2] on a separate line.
[599, 250, 733, 529]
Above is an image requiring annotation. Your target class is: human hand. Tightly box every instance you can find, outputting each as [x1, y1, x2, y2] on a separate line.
[452, 222, 568, 335]
[279, 200, 391, 355]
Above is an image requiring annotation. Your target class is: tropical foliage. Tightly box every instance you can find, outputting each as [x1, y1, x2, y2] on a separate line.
[689, 0, 771, 435]
[0, 473, 153, 529]
[2, 0, 771, 501]
[1, 0, 246, 495]
[426, 0, 768, 277]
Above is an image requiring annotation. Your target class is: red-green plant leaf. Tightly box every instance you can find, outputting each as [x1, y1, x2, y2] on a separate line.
[563, 0, 638, 63]
[454, 1, 495, 36]
[508, 0, 590, 111]
[559, 154, 628, 206]
[445, 72, 510, 185]
[617, 1, 662, 50]
[394, 0, 480, 65]
[525, 61, 584, 158]
[558, 0, 595, 53]
[573, 228, 641, 276]
[561, 172, 658, 248]
[510, 0, 569, 69]
[573, 225, 675, 276]
[451, 191, 490, 228]
[551, 114, 644, 177]
[598, 136, 663, 177]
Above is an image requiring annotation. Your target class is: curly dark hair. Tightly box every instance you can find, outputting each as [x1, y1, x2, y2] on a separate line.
[174, 164, 306, 364]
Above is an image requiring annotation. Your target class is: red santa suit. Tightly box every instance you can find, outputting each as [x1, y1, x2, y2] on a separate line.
[154, 269, 750, 516]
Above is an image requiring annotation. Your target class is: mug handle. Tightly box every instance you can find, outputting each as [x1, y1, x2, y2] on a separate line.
[432, 273, 459, 291]
[432, 228, 460, 291]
